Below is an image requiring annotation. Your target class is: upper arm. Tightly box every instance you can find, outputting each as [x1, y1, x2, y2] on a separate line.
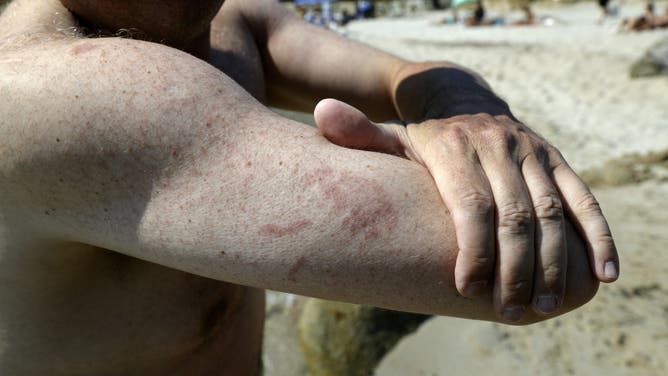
[0, 36, 265, 246]
[0, 36, 598, 323]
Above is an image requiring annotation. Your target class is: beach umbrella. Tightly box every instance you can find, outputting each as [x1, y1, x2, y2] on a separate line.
[452, 0, 478, 8]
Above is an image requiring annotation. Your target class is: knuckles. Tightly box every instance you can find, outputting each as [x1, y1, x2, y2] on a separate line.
[476, 125, 516, 152]
[414, 115, 581, 310]
[538, 261, 566, 289]
[497, 202, 534, 234]
[593, 232, 616, 253]
[433, 126, 468, 149]
[500, 277, 533, 300]
[533, 193, 564, 221]
[460, 253, 493, 269]
[573, 192, 603, 216]
[455, 190, 494, 217]
[418, 115, 543, 159]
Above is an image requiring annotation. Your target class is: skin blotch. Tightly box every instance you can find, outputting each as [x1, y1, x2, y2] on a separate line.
[301, 168, 398, 240]
[70, 42, 98, 56]
[258, 220, 312, 238]
[342, 198, 396, 240]
[288, 256, 307, 282]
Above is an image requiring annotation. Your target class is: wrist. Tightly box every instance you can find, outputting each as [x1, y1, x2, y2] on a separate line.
[392, 63, 513, 121]
[423, 90, 514, 120]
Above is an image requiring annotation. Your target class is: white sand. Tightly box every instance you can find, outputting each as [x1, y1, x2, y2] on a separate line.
[264, 2, 668, 375]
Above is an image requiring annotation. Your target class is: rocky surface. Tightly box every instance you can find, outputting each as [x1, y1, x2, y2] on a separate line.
[298, 299, 430, 376]
[630, 37, 668, 78]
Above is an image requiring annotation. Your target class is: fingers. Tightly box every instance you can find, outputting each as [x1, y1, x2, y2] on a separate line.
[550, 150, 619, 283]
[313, 99, 404, 155]
[521, 153, 567, 316]
[417, 127, 496, 299]
[479, 142, 535, 323]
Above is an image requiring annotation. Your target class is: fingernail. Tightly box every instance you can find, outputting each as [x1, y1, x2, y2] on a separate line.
[604, 261, 618, 280]
[463, 281, 487, 297]
[535, 295, 558, 315]
[502, 306, 525, 322]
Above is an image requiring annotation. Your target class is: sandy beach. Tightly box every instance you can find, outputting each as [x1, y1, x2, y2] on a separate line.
[264, 1, 668, 375]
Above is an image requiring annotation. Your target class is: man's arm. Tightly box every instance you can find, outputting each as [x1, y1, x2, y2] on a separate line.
[0, 36, 597, 323]
[220, 0, 618, 321]
[213, 0, 404, 121]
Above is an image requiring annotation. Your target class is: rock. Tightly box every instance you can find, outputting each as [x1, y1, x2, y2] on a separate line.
[263, 292, 309, 376]
[298, 299, 430, 376]
[579, 149, 668, 187]
[630, 37, 668, 78]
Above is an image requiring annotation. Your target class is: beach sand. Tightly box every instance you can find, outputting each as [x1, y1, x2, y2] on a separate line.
[264, 2, 668, 375]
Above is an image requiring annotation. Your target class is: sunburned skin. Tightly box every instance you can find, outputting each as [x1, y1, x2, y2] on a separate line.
[300, 167, 399, 241]
[329, 174, 397, 241]
[258, 220, 313, 238]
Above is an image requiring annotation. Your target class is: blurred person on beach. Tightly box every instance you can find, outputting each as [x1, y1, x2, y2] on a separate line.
[432, 0, 447, 10]
[598, 0, 612, 23]
[466, 0, 487, 26]
[655, 6, 668, 28]
[512, 4, 537, 26]
[0, 0, 618, 374]
[618, 1, 667, 31]
[357, 0, 375, 19]
[465, 0, 502, 26]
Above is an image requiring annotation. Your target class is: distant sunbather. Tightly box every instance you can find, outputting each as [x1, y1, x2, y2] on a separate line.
[512, 5, 537, 26]
[618, 2, 668, 31]
[465, 0, 500, 26]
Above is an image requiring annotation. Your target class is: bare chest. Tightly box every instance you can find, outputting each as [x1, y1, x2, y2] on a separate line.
[0, 237, 263, 375]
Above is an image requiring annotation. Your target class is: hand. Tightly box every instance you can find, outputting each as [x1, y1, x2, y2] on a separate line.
[314, 98, 618, 322]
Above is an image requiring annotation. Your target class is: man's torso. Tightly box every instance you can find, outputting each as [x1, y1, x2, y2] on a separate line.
[0, 0, 266, 374]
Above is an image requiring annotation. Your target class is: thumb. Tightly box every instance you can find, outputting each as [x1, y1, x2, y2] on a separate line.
[314, 98, 406, 156]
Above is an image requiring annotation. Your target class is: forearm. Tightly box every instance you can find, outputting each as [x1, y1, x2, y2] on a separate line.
[224, 0, 512, 123]
[1, 37, 597, 323]
[219, 0, 404, 121]
[137, 125, 597, 323]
